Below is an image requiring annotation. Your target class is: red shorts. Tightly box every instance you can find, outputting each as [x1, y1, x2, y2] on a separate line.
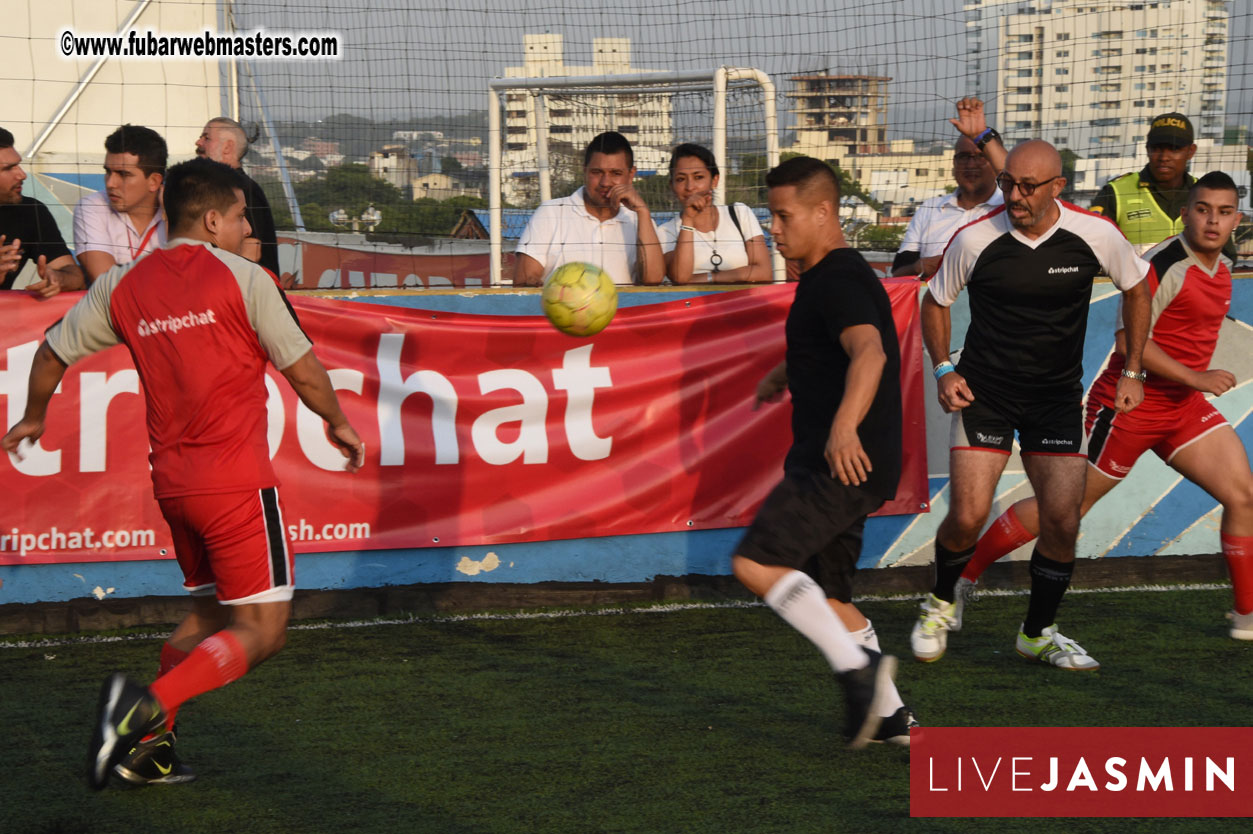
[158, 487, 294, 605]
[1085, 392, 1228, 480]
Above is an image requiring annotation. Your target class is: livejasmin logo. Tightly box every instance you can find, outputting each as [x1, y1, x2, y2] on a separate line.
[910, 727, 1253, 818]
[926, 753, 1234, 793]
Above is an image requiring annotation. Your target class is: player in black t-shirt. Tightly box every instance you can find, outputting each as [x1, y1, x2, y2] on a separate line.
[733, 156, 917, 748]
[912, 139, 1151, 671]
[0, 127, 84, 296]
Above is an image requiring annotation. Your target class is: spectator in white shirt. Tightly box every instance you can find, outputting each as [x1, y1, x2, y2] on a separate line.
[657, 143, 770, 284]
[892, 132, 1001, 278]
[513, 131, 664, 286]
[73, 125, 167, 282]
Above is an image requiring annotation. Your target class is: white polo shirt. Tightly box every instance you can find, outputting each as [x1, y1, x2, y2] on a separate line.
[898, 188, 1004, 259]
[72, 190, 166, 266]
[515, 187, 647, 285]
[657, 204, 764, 273]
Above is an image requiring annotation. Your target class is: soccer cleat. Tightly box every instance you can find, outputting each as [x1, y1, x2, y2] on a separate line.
[952, 577, 979, 632]
[87, 673, 167, 791]
[113, 731, 196, 786]
[836, 649, 898, 750]
[1015, 624, 1100, 671]
[872, 706, 921, 747]
[910, 594, 958, 662]
[1227, 610, 1253, 641]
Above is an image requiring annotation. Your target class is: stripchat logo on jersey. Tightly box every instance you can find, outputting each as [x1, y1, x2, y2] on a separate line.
[136, 309, 218, 338]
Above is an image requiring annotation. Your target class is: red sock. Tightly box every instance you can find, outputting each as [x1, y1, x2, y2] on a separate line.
[962, 503, 1037, 582]
[1221, 533, 1253, 615]
[158, 642, 190, 677]
[154, 643, 192, 732]
[150, 631, 249, 717]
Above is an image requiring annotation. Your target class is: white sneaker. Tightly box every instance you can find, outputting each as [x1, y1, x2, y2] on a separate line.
[910, 594, 958, 662]
[1015, 624, 1100, 671]
[952, 577, 978, 631]
[1227, 610, 1253, 640]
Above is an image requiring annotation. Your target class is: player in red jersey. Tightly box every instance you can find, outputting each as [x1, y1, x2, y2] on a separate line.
[2, 158, 365, 789]
[956, 171, 1253, 641]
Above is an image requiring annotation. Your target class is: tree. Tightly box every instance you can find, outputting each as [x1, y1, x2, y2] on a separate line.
[857, 224, 905, 252]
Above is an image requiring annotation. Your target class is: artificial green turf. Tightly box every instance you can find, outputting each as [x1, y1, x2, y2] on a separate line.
[2, 588, 1247, 834]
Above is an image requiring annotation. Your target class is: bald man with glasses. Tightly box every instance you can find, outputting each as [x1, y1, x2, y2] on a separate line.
[909, 110, 1153, 672]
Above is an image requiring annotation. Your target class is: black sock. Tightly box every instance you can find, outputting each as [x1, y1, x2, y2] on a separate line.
[1023, 548, 1074, 638]
[931, 542, 975, 602]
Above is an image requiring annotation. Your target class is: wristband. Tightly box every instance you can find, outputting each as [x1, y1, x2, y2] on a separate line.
[975, 127, 1001, 151]
[1120, 368, 1147, 382]
[680, 225, 697, 233]
[934, 361, 956, 381]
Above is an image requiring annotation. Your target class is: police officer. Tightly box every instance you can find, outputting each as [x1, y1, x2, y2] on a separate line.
[1090, 113, 1234, 260]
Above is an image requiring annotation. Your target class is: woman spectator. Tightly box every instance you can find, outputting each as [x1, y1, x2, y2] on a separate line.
[658, 144, 771, 283]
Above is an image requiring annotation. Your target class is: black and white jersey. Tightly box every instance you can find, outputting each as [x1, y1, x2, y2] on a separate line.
[929, 201, 1148, 397]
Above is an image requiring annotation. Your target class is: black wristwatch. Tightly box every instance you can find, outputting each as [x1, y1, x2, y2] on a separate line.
[975, 127, 1001, 151]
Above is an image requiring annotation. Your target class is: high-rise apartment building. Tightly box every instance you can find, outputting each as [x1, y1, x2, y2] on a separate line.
[787, 74, 891, 159]
[501, 35, 672, 203]
[965, 0, 1230, 156]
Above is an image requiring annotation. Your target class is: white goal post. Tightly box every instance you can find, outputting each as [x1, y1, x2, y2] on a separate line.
[487, 67, 783, 286]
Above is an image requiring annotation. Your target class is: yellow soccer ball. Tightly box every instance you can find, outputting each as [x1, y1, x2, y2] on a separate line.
[540, 262, 618, 337]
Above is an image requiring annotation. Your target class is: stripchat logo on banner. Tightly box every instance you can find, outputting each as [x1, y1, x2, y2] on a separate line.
[911, 727, 1253, 818]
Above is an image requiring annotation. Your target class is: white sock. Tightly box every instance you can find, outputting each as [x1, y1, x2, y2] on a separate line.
[850, 619, 906, 716]
[764, 571, 866, 672]
[850, 619, 881, 652]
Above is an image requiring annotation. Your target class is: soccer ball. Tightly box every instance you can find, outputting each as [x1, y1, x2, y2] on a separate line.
[540, 262, 618, 337]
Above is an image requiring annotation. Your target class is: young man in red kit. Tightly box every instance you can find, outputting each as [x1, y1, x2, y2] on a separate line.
[2, 158, 365, 789]
[952, 171, 1253, 641]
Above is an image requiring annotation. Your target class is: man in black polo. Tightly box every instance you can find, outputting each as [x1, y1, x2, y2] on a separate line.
[0, 127, 84, 296]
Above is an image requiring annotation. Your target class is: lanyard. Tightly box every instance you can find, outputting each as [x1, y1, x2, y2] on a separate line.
[125, 221, 160, 261]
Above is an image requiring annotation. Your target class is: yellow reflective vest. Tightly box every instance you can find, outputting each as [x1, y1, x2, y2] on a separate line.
[1107, 171, 1191, 247]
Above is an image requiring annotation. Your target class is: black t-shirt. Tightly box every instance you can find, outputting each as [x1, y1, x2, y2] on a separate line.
[929, 203, 1147, 398]
[239, 169, 280, 276]
[783, 247, 902, 500]
[0, 197, 73, 289]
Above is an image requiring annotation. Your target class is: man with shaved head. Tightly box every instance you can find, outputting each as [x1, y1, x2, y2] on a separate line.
[910, 124, 1153, 671]
[733, 155, 918, 748]
[196, 118, 280, 278]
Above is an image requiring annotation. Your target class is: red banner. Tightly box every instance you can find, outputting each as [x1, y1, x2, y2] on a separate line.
[0, 282, 925, 565]
[277, 235, 513, 289]
[912, 727, 1253, 818]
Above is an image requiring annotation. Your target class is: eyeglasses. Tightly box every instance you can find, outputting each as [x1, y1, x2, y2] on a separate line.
[995, 173, 1061, 197]
[953, 152, 987, 165]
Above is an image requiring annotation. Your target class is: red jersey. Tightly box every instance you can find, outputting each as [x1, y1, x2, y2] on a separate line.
[1089, 235, 1231, 411]
[46, 239, 312, 498]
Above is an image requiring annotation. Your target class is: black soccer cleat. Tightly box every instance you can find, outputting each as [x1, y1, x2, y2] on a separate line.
[87, 673, 167, 790]
[114, 730, 196, 786]
[836, 649, 897, 750]
[872, 706, 921, 747]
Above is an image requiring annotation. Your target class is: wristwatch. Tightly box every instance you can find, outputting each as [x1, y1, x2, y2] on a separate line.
[975, 127, 1001, 151]
[1120, 368, 1147, 382]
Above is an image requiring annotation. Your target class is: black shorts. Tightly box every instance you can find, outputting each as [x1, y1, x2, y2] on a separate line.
[737, 469, 884, 602]
[951, 381, 1085, 456]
